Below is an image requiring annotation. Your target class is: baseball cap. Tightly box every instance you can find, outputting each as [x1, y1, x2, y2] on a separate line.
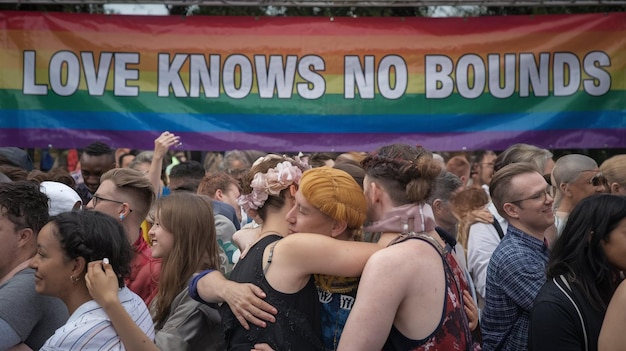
[40, 181, 82, 216]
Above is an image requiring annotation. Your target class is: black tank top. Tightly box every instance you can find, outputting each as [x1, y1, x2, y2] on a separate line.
[220, 234, 323, 351]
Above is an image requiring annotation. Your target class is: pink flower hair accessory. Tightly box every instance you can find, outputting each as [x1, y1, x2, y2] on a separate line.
[237, 160, 304, 212]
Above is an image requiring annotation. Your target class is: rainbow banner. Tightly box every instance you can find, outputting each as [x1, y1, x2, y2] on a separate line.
[1, 11, 624, 151]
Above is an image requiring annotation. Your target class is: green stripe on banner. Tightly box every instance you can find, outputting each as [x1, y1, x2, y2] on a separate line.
[1, 89, 623, 115]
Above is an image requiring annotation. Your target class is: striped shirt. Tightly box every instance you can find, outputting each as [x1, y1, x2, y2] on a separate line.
[481, 225, 549, 351]
[41, 287, 154, 350]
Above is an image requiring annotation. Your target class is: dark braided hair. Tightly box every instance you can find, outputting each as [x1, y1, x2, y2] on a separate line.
[0, 181, 49, 233]
[51, 211, 133, 288]
[361, 144, 441, 205]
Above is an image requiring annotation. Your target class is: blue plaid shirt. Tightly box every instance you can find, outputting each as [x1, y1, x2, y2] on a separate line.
[481, 225, 549, 351]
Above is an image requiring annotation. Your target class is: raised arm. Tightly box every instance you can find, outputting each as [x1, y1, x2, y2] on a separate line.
[85, 260, 159, 351]
[149, 132, 179, 196]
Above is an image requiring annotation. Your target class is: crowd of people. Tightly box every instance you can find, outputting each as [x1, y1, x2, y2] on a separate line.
[0, 135, 625, 351]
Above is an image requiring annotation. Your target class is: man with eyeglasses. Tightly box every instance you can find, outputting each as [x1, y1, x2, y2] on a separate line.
[551, 154, 608, 236]
[221, 150, 251, 184]
[84, 168, 160, 306]
[481, 163, 555, 351]
[467, 143, 555, 314]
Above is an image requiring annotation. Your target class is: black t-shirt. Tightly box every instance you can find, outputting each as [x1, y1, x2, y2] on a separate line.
[529, 277, 605, 351]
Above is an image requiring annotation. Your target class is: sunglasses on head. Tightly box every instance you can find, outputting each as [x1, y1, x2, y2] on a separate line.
[589, 173, 608, 187]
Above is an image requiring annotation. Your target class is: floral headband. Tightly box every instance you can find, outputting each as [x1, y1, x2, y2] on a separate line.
[237, 160, 305, 213]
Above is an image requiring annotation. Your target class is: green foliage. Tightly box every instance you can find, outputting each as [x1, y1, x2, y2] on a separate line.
[178, 4, 625, 17]
[171, 5, 268, 16]
[0, 3, 104, 13]
[186, 5, 428, 17]
[483, 5, 625, 15]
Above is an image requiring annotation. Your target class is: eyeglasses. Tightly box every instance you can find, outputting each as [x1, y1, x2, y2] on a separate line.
[509, 184, 555, 205]
[92, 195, 132, 212]
[589, 172, 608, 188]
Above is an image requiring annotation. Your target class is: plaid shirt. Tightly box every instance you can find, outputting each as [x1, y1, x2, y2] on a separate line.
[481, 225, 549, 351]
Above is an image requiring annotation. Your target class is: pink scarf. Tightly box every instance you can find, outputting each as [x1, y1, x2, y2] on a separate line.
[363, 203, 436, 234]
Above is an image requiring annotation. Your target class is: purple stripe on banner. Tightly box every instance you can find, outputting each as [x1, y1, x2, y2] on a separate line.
[0, 128, 623, 152]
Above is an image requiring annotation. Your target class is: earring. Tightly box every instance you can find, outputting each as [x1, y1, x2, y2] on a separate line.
[119, 213, 125, 221]
[70, 275, 80, 283]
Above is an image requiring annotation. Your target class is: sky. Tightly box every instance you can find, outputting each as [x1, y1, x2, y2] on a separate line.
[104, 4, 169, 15]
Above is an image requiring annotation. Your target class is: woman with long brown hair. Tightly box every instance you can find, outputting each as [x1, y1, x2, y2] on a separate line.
[86, 192, 225, 351]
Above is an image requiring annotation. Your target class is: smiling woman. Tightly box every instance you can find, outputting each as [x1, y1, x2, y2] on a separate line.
[30, 210, 155, 350]
[85, 192, 226, 351]
[530, 194, 626, 351]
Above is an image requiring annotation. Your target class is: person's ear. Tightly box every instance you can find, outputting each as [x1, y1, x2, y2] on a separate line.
[561, 182, 572, 198]
[432, 199, 444, 216]
[503, 202, 520, 219]
[610, 182, 621, 194]
[368, 181, 382, 204]
[330, 219, 348, 238]
[289, 184, 298, 198]
[215, 189, 224, 201]
[119, 202, 132, 220]
[16, 228, 35, 248]
[72, 200, 82, 211]
[72, 256, 87, 280]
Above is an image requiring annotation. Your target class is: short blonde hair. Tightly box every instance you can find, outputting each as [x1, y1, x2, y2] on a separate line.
[600, 155, 626, 189]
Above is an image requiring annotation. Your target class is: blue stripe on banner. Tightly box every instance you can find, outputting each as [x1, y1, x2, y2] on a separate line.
[1, 109, 624, 133]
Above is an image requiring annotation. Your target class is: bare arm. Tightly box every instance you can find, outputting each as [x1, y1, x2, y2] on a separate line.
[194, 270, 277, 330]
[149, 132, 180, 196]
[233, 227, 261, 253]
[337, 249, 405, 351]
[339, 240, 446, 351]
[599, 280, 626, 351]
[277, 233, 381, 278]
[85, 261, 159, 351]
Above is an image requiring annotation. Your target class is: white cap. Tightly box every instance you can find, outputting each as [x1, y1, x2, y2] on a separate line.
[40, 181, 82, 216]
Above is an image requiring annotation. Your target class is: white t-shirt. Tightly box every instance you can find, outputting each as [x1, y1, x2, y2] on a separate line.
[467, 201, 508, 312]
